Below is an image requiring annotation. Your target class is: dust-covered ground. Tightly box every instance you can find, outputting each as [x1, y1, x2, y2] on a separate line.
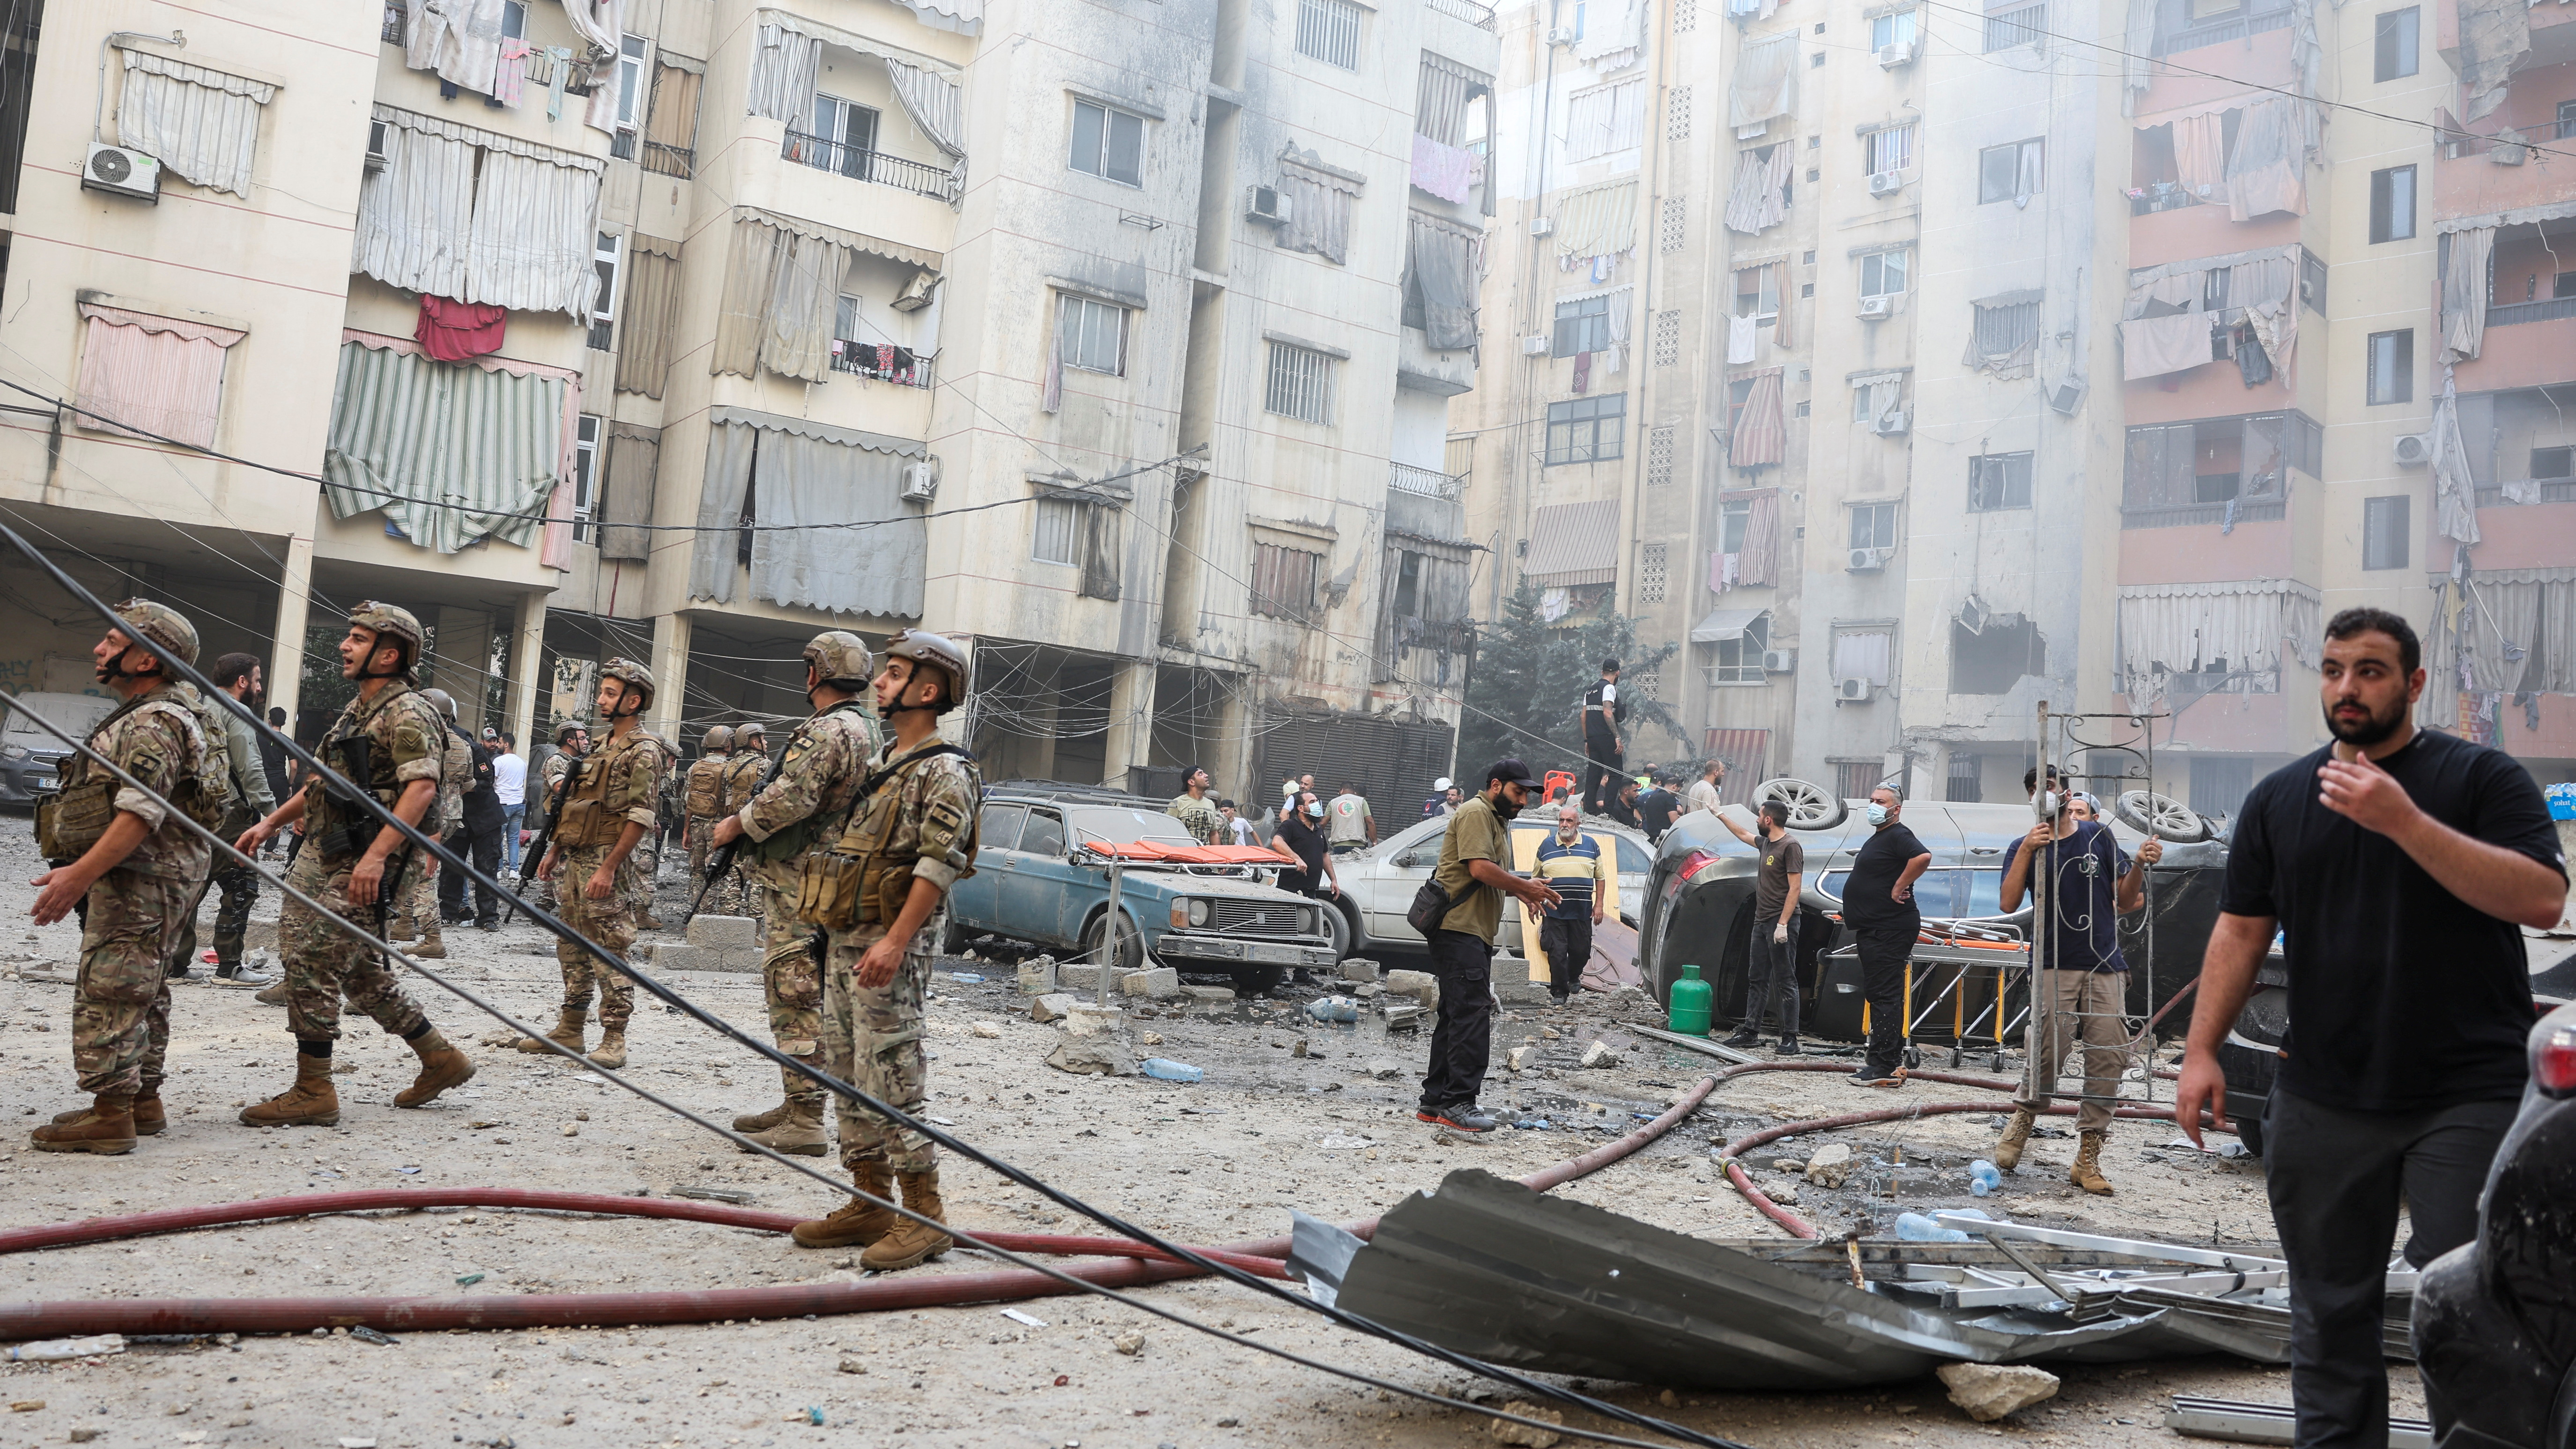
[0, 815, 2421, 1448]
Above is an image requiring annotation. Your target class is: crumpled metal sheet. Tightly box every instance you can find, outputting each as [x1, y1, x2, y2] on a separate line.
[1314, 1170, 2287, 1391]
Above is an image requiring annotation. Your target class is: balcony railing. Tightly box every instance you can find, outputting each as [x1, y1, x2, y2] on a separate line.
[782, 133, 955, 200]
[1389, 462, 1466, 500]
[1428, 0, 1500, 30]
[2119, 498, 2287, 530]
[1983, 4, 2044, 52]
[2474, 478, 2576, 505]
[642, 140, 695, 180]
[2487, 296, 2576, 328]
[2154, 4, 2293, 54]
[2129, 183, 2208, 215]
[1393, 615, 1477, 653]
[829, 341, 933, 388]
[381, 0, 404, 43]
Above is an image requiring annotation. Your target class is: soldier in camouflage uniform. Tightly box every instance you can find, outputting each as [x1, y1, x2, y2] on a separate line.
[231, 602, 476, 1129]
[711, 635, 880, 1156]
[698, 722, 770, 918]
[388, 687, 471, 959]
[30, 602, 216, 1153]
[682, 726, 735, 904]
[526, 722, 589, 912]
[522, 659, 671, 1070]
[783, 630, 981, 1271]
[158, 653, 277, 988]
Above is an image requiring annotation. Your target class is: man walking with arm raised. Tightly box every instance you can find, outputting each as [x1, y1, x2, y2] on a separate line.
[1716, 798, 1806, 1055]
[1418, 760, 1560, 1133]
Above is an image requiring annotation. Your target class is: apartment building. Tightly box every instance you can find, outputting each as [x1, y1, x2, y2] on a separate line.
[1469, 0, 2574, 821]
[0, 0, 1498, 808]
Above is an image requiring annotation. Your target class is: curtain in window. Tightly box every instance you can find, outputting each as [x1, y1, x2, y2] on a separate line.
[2441, 226, 2494, 362]
[614, 233, 681, 398]
[322, 340, 567, 554]
[689, 421, 758, 602]
[1728, 371, 1786, 471]
[1857, 373, 1903, 429]
[1565, 81, 1645, 161]
[2121, 0, 2158, 113]
[2461, 578, 2545, 693]
[2431, 370, 2482, 546]
[2115, 580, 2321, 689]
[352, 123, 479, 303]
[467, 149, 603, 318]
[71, 303, 245, 450]
[642, 60, 702, 177]
[1831, 630, 1892, 685]
[1963, 293, 2043, 375]
[560, 0, 623, 61]
[1415, 56, 1483, 146]
[2224, 96, 2311, 221]
[1574, 0, 1648, 68]
[1730, 34, 1796, 129]
[883, 58, 964, 157]
[1277, 160, 1359, 265]
[114, 50, 273, 197]
[746, 22, 821, 122]
[403, 0, 505, 94]
[1079, 502, 1121, 601]
[1722, 147, 1792, 235]
[711, 218, 847, 383]
[2121, 311, 2215, 380]
[597, 421, 659, 562]
[750, 429, 924, 618]
[1554, 179, 1639, 266]
[1767, 260, 1795, 347]
[1406, 213, 1480, 349]
[2173, 112, 2228, 199]
[1736, 490, 1781, 586]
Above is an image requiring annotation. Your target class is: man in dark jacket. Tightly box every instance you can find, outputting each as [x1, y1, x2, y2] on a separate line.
[437, 714, 506, 929]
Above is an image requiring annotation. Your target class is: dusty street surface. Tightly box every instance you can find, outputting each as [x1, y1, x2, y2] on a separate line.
[0, 816, 2418, 1448]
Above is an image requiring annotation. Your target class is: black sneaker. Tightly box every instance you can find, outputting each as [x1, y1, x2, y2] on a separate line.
[1775, 1037, 1804, 1057]
[1847, 1070, 1903, 1088]
[1416, 1103, 1497, 1133]
[1719, 1029, 1762, 1049]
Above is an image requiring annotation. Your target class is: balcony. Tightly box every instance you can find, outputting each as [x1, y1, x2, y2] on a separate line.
[2490, 296, 2576, 328]
[1389, 462, 1465, 500]
[829, 340, 933, 388]
[1428, 0, 1498, 32]
[2155, 4, 2293, 56]
[782, 133, 956, 201]
[2120, 498, 2287, 530]
[2473, 479, 2576, 505]
[2130, 183, 2206, 216]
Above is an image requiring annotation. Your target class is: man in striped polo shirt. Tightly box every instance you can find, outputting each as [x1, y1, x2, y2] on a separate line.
[1532, 804, 1611, 1006]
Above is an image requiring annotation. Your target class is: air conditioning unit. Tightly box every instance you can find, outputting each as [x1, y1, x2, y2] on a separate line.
[1858, 295, 1893, 320]
[1957, 592, 1991, 633]
[1529, 215, 1555, 237]
[1244, 185, 1292, 225]
[2048, 379, 2088, 416]
[1762, 648, 1797, 674]
[364, 120, 391, 173]
[1545, 25, 1577, 44]
[82, 143, 161, 203]
[1875, 40, 1917, 67]
[1847, 546, 1892, 572]
[1837, 676, 1875, 702]
[1867, 170, 1903, 197]
[899, 458, 940, 503]
[2394, 432, 2434, 466]
[1521, 334, 1550, 356]
[1873, 412, 1910, 436]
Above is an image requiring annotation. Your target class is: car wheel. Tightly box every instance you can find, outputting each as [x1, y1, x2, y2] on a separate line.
[938, 913, 973, 957]
[1752, 777, 1847, 830]
[2234, 1114, 2265, 1159]
[1321, 898, 1355, 961]
[1233, 964, 1287, 997]
[2114, 789, 2213, 843]
[1080, 911, 1144, 973]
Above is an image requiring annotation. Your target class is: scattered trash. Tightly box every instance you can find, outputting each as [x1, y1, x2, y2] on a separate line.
[1895, 1213, 1972, 1243]
[7, 1400, 43, 1412]
[395, 1166, 421, 1175]
[570, 1073, 606, 1084]
[1968, 1160, 2004, 1196]
[999, 1309, 1049, 1328]
[949, 972, 985, 984]
[1114, 1331, 1145, 1356]
[339, 1439, 380, 1449]
[348, 1325, 399, 1347]
[1305, 996, 1359, 1023]
[3, 1335, 123, 1363]
[1936, 1363, 2059, 1421]
[1510, 1119, 1550, 1131]
[454, 1273, 485, 1287]
[804, 1406, 825, 1426]
[1320, 1134, 1374, 1149]
[1488, 1400, 1564, 1447]
[1140, 1057, 1203, 1083]
[671, 1185, 757, 1205]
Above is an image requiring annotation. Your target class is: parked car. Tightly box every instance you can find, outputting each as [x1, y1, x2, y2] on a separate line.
[1326, 808, 1656, 959]
[0, 691, 118, 807]
[2413, 997, 2576, 1449]
[944, 786, 1340, 995]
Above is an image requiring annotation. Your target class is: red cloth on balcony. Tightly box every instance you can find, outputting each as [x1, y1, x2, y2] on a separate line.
[415, 296, 509, 362]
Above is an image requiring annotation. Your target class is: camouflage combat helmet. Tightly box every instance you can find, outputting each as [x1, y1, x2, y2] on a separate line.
[555, 719, 587, 746]
[802, 630, 875, 691]
[702, 724, 735, 753]
[109, 599, 200, 670]
[598, 657, 655, 715]
[882, 629, 970, 715]
[420, 688, 458, 720]
[737, 721, 767, 746]
[348, 600, 425, 680]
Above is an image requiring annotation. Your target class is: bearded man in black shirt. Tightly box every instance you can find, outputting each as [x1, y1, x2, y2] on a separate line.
[1843, 784, 1931, 1087]
[2176, 606, 2568, 1449]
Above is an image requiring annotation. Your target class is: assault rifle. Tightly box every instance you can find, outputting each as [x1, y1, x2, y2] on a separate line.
[503, 753, 581, 926]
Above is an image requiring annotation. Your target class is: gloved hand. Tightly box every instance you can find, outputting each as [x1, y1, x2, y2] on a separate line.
[1771, 922, 1788, 945]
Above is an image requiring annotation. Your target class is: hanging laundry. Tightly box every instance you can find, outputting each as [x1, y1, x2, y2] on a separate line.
[415, 295, 508, 361]
[493, 39, 530, 107]
[2232, 321, 2273, 386]
[1727, 313, 1761, 365]
[1571, 351, 1592, 394]
[542, 46, 574, 121]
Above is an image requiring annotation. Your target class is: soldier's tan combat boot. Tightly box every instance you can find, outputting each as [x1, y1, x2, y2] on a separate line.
[397, 1029, 476, 1108]
[31, 1092, 139, 1154]
[255, 978, 291, 1005]
[241, 1055, 341, 1128]
[738, 1096, 829, 1157]
[861, 1168, 954, 1272]
[52, 1091, 163, 1136]
[791, 1162, 899, 1249]
[589, 1027, 629, 1070]
[733, 1095, 794, 1133]
[1993, 1108, 2038, 1172]
[2070, 1129, 2114, 1196]
[410, 923, 447, 960]
[514, 1007, 586, 1055]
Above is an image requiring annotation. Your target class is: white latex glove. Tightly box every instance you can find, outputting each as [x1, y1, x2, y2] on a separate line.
[1771, 922, 1788, 945]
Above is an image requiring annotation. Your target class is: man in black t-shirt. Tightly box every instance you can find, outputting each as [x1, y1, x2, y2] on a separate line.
[2176, 608, 2567, 1449]
[1716, 799, 1807, 1053]
[1843, 785, 1930, 1087]
[1579, 658, 1626, 814]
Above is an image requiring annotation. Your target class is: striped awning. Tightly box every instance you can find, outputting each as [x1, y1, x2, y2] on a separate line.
[1523, 499, 1621, 586]
[322, 340, 567, 554]
[1691, 606, 1767, 643]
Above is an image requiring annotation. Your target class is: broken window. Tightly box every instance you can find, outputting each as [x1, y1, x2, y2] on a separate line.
[1553, 292, 1616, 355]
[1969, 451, 2032, 511]
[1251, 541, 1323, 619]
[1950, 614, 2043, 695]
[1976, 138, 2043, 204]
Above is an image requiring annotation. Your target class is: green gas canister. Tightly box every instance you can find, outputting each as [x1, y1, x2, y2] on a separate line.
[1666, 962, 1713, 1036]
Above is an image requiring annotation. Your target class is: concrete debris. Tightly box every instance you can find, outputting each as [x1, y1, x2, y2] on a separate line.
[969, 1020, 1002, 1039]
[1017, 958, 1058, 995]
[1578, 1039, 1615, 1069]
[1046, 1039, 1137, 1076]
[1381, 1001, 1425, 1031]
[1488, 1401, 1564, 1447]
[1029, 993, 1076, 1024]
[1366, 1059, 1406, 1079]
[1292, 1038, 1310, 1057]
[1805, 1143, 1854, 1188]
[836, 1357, 867, 1375]
[1063, 1005, 1122, 1038]
[1936, 1363, 2060, 1422]
[1340, 958, 1381, 983]
[1507, 1045, 1536, 1071]
[638, 915, 763, 973]
[1114, 1331, 1146, 1356]
[1140, 1032, 1164, 1046]
[1121, 966, 1180, 999]
[1767, 1181, 1801, 1205]
[1181, 985, 1236, 1002]
[1384, 969, 1438, 1006]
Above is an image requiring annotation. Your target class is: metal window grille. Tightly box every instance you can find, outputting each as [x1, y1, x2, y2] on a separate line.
[1659, 195, 1687, 253]
[1651, 310, 1681, 368]
[1295, 0, 1364, 69]
[1946, 753, 1982, 803]
[1646, 424, 1676, 488]
[1265, 344, 1335, 423]
[1638, 541, 1669, 603]
[1865, 126, 1913, 174]
[1058, 295, 1128, 376]
[1032, 498, 1082, 564]
[1667, 85, 1692, 143]
[1983, 3, 2044, 51]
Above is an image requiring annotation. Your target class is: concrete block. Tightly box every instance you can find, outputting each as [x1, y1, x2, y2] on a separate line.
[1935, 1363, 2059, 1422]
[647, 942, 710, 972]
[1384, 969, 1439, 1006]
[1805, 1143, 1854, 1187]
[1181, 984, 1235, 1002]
[1057, 963, 1110, 992]
[1339, 958, 1381, 983]
[1064, 1005, 1123, 1038]
[688, 915, 759, 949]
[1578, 1039, 1615, 1068]
[1121, 967, 1180, 999]
[1030, 992, 1076, 1023]
[1046, 1039, 1136, 1076]
[1018, 960, 1059, 996]
[1495, 976, 1551, 1004]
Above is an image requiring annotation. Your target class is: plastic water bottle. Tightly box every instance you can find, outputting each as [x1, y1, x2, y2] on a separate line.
[1140, 1057, 1204, 1083]
[1968, 1159, 2003, 1197]
[1895, 1212, 1972, 1243]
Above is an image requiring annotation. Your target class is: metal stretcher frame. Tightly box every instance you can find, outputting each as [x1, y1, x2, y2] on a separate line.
[2026, 702, 2167, 1111]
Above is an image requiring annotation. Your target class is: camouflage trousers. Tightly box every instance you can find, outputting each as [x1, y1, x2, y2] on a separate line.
[623, 834, 659, 923]
[752, 879, 824, 1101]
[161, 861, 259, 976]
[279, 850, 431, 1045]
[399, 835, 444, 928]
[553, 843, 637, 1029]
[821, 923, 934, 1173]
[73, 870, 192, 1096]
[686, 818, 747, 917]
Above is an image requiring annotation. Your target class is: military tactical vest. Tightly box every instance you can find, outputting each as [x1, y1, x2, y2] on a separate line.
[793, 743, 975, 932]
[684, 754, 727, 817]
[555, 730, 667, 848]
[37, 691, 209, 860]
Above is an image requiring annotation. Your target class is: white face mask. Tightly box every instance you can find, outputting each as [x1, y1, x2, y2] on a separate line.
[1865, 802, 1891, 826]
[1305, 801, 1324, 818]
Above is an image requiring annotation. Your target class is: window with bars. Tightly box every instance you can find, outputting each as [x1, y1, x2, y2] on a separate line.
[587, 232, 621, 352]
[1646, 424, 1675, 487]
[1668, 85, 1692, 143]
[1859, 249, 1909, 298]
[1659, 195, 1686, 253]
[1553, 294, 1616, 356]
[1834, 760, 1884, 800]
[382, 0, 406, 43]
[1637, 541, 1669, 603]
[1651, 310, 1681, 367]
[1265, 343, 1336, 423]
[1983, 3, 2043, 51]
[1946, 753, 1982, 803]
[1862, 125, 1913, 175]
[1295, 0, 1364, 69]
[1545, 395, 1625, 466]
[2362, 495, 2410, 570]
[1251, 541, 1323, 618]
[1057, 294, 1129, 376]
[1969, 452, 2033, 511]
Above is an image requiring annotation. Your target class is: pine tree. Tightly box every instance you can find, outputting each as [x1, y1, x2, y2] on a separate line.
[1458, 584, 1685, 777]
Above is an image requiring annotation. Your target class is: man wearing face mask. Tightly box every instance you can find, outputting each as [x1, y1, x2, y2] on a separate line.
[1531, 804, 1611, 1006]
[1270, 789, 1338, 902]
[1420, 760, 1561, 1131]
[1841, 785, 1931, 1087]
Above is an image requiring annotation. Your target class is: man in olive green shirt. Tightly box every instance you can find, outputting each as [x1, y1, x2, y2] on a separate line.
[1420, 758, 1560, 1132]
